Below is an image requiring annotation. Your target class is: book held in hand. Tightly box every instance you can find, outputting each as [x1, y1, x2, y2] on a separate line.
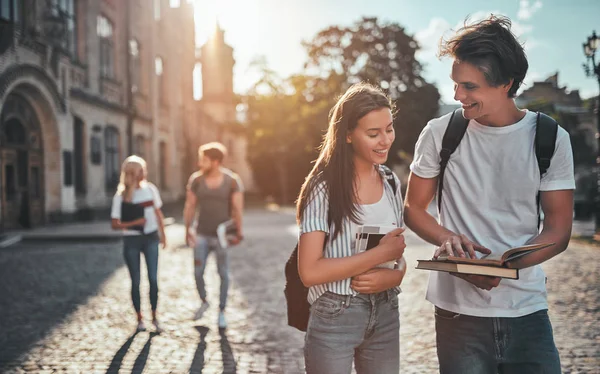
[121, 201, 146, 232]
[355, 224, 399, 269]
[416, 242, 555, 280]
[216, 219, 238, 248]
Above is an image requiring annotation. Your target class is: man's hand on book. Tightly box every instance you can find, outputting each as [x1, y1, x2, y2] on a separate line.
[435, 234, 491, 259]
[451, 273, 501, 291]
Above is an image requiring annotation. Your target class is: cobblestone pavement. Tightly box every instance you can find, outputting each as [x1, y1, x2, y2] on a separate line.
[0, 209, 598, 373]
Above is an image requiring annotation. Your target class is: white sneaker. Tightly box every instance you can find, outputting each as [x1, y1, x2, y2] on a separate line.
[136, 320, 147, 332]
[193, 302, 210, 320]
[218, 311, 227, 329]
[153, 319, 164, 334]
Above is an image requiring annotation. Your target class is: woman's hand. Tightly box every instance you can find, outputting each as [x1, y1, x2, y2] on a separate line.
[377, 227, 406, 262]
[351, 265, 406, 294]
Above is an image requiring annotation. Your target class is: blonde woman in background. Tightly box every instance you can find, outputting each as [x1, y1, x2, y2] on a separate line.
[111, 155, 167, 333]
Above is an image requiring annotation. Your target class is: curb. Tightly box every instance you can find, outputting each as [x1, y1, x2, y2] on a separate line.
[5, 218, 177, 246]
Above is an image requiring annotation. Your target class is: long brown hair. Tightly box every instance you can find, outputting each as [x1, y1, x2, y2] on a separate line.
[296, 82, 393, 239]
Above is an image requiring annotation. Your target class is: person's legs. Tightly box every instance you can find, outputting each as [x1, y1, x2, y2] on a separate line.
[213, 238, 230, 312]
[123, 236, 142, 313]
[142, 232, 160, 314]
[194, 235, 211, 302]
[304, 292, 368, 374]
[354, 291, 400, 374]
[435, 307, 498, 374]
[123, 235, 145, 331]
[499, 310, 561, 374]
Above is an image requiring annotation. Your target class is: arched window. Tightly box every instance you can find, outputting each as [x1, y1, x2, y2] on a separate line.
[3, 118, 26, 145]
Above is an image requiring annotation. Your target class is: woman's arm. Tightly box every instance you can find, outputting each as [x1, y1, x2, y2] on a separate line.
[111, 217, 146, 230]
[155, 207, 167, 248]
[350, 257, 407, 293]
[298, 228, 406, 287]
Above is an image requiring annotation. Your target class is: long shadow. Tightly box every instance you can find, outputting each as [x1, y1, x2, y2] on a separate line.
[105, 331, 157, 374]
[189, 326, 210, 373]
[0, 240, 125, 366]
[219, 328, 237, 374]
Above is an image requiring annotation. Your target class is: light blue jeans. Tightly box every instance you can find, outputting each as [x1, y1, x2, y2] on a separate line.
[304, 290, 400, 374]
[194, 234, 229, 311]
[435, 307, 561, 374]
[123, 231, 160, 312]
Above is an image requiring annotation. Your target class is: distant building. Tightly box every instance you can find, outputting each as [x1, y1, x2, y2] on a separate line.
[0, 0, 253, 230]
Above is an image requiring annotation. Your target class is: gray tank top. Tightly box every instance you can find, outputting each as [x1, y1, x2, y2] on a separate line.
[190, 170, 242, 235]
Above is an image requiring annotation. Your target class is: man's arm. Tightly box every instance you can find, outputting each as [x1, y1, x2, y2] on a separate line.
[183, 178, 197, 247]
[231, 190, 244, 241]
[404, 173, 454, 246]
[404, 172, 498, 291]
[507, 189, 573, 269]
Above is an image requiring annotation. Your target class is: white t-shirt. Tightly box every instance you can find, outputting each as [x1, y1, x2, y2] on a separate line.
[410, 110, 575, 317]
[350, 191, 399, 251]
[111, 182, 163, 235]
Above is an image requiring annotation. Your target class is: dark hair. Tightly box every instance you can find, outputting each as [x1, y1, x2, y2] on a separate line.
[438, 15, 528, 98]
[199, 142, 227, 163]
[296, 82, 393, 239]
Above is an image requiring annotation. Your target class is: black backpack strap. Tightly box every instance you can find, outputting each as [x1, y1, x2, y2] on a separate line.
[534, 112, 558, 228]
[438, 109, 469, 212]
[380, 164, 397, 193]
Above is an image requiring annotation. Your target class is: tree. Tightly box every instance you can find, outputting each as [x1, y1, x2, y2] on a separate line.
[302, 17, 440, 163]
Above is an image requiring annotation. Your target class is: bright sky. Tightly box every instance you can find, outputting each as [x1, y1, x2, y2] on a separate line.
[191, 0, 600, 104]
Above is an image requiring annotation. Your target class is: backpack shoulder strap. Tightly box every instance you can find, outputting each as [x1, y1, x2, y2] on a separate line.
[534, 112, 558, 229]
[380, 164, 397, 193]
[438, 109, 469, 212]
[535, 112, 558, 177]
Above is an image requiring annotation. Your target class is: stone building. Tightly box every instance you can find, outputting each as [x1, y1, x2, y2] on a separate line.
[0, 0, 253, 230]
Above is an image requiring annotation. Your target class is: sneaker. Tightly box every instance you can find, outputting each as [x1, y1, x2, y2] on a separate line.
[218, 311, 227, 329]
[152, 319, 164, 334]
[136, 320, 147, 332]
[193, 302, 210, 320]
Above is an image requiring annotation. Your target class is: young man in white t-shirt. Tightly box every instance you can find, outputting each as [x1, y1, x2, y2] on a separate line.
[404, 15, 574, 374]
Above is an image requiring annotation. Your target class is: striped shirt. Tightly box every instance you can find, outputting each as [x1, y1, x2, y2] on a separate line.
[299, 165, 404, 304]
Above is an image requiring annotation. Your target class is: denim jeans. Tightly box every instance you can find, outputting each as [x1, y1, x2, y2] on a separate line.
[435, 307, 561, 374]
[194, 235, 229, 311]
[304, 290, 400, 374]
[123, 231, 160, 312]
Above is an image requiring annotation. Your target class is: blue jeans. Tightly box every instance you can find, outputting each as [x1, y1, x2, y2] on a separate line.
[194, 235, 229, 311]
[123, 231, 160, 313]
[304, 290, 400, 374]
[435, 307, 561, 374]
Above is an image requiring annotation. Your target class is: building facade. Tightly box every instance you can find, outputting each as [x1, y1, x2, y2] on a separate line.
[0, 0, 252, 230]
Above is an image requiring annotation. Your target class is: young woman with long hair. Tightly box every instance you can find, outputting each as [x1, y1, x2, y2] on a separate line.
[297, 83, 407, 373]
[111, 155, 167, 333]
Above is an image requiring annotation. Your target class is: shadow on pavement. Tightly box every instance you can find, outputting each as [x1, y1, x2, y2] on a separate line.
[105, 331, 158, 374]
[219, 328, 237, 373]
[0, 241, 125, 367]
[189, 325, 210, 373]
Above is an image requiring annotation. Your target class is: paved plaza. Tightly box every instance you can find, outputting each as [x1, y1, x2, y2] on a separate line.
[0, 209, 598, 373]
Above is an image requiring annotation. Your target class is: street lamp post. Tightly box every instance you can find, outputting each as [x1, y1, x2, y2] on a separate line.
[582, 30, 600, 234]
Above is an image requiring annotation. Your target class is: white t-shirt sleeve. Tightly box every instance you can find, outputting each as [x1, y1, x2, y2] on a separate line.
[540, 127, 576, 191]
[410, 123, 441, 179]
[110, 194, 122, 220]
[299, 182, 329, 234]
[148, 183, 163, 209]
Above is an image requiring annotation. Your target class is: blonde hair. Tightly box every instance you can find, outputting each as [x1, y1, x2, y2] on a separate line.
[116, 155, 147, 201]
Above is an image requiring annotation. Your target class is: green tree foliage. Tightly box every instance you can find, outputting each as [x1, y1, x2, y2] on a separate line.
[302, 16, 440, 161]
[244, 17, 440, 203]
